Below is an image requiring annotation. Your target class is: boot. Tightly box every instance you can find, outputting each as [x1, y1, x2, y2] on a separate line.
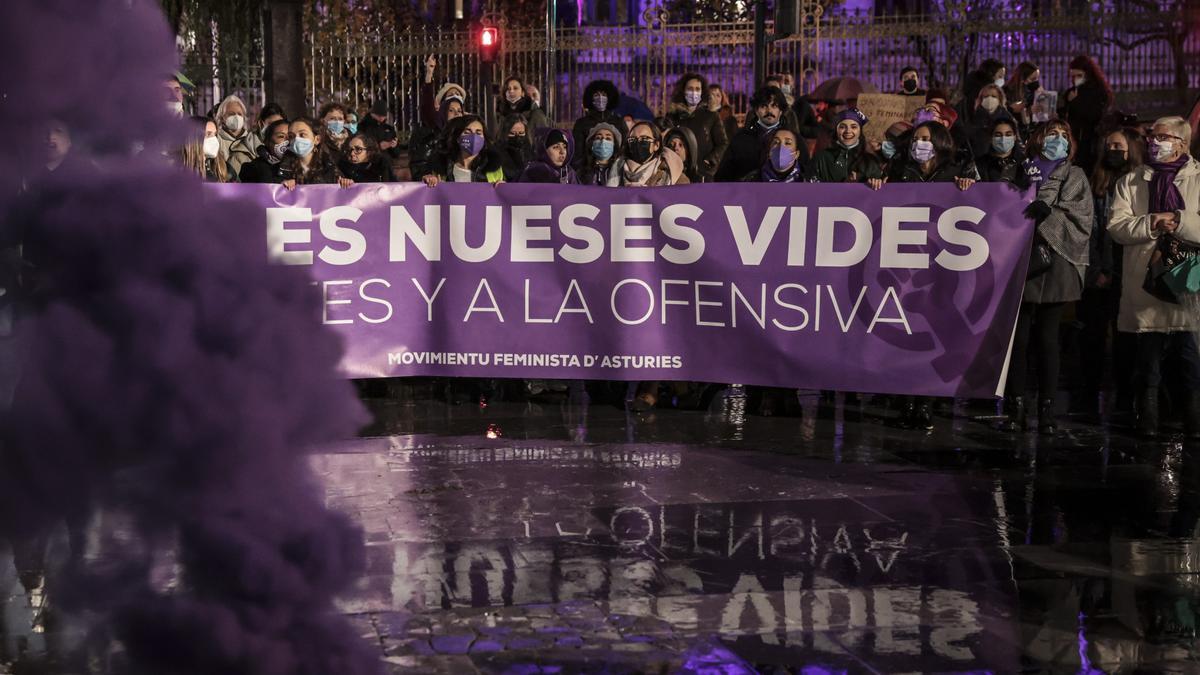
[1000, 396, 1026, 433]
[1136, 389, 1159, 439]
[1037, 397, 1056, 435]
[914, 399, 934, 431]
[1184, 393, 1200, 441]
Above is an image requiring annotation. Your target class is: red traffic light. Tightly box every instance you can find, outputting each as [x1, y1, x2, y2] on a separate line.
[479, 26, 500, 63]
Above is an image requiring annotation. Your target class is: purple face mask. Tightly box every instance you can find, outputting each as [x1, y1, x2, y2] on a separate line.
[459, 132, 486, 156]
[914, 109, 938, 125]
[770, 144, 795, 171]
[910, 139, 936, 163]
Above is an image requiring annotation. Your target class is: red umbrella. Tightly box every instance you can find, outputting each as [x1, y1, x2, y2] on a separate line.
[808, 76, 878, 103]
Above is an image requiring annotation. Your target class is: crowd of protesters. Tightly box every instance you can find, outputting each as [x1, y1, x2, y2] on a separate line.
[106, 55, 1200, 439]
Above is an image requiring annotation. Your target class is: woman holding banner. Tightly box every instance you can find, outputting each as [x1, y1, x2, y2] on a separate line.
[1002, 121, 1093, 435]
[892, 120, 977, 430]
[421, 115, 506, 186]
[278, 117, 345, 189]
[809, 108, 883, 185]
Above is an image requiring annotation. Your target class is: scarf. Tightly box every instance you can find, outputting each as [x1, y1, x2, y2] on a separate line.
[761, 161, 804, 183]
[1148, 154, 1189, 213]
[621, 156, 661, 186]
[1025, 155, 1064, 186]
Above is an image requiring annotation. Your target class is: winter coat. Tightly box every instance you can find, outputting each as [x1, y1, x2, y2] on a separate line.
[217, 127, 261, 178]
[496, 96, 551, 134]
[809, 143, 883, 183]
[338, 157, 392, 183]
[964, 108, 1017, 159]
[663, 126, 703, 184]
[665, 103, 729, 180]
[1087, 190, 1119, 289]
[715, 120, 808, 182]
[892, 157, 976, 184]
[408, 125, 444, 180]
[578, 161, 620, 186]
[976, 149, 1028, 186]
[1023, 161, 1093, 304]
[614, 150, 690, 187]
[278, 151, 342, 185]
[1059, 84, 1109, 169]
[518, 129, 578, 184]
[238, 154, 288, 184]
[1107, 158, 1200, 333]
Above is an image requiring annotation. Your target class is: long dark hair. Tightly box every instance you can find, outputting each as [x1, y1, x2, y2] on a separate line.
[670, 72, 710, 107]
[281, 116, 340, 183]
[911, 120, 956, 169]
[443, 114, 490, 167]
[1004, 61, 1039, 103]
[1069, 55, 1114, 107]
[1090, 127, 1144, 197]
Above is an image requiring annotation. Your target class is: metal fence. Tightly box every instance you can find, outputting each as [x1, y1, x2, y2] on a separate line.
[185, 2, 1199, 141]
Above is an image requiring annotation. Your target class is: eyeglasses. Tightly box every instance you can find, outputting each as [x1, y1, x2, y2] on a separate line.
[1149, 133, 1182, 143]
[349, 146, 367, 154]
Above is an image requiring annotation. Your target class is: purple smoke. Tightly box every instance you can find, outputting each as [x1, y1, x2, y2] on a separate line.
[0, 1, 383, 673]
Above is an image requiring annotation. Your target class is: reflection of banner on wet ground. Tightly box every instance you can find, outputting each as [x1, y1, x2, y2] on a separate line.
[206, 183, 1034, 397]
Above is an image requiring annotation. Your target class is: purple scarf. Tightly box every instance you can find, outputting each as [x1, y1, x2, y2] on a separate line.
[1148, 154, 1189, 213]
[1024, 155, 1065, 186]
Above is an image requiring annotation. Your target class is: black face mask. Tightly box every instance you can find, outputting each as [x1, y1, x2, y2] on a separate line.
[627, 139, 654, 163]
[1102, 149, 1127, 170]
[507, 135, 529, 148]
[902, 79, 917, 93]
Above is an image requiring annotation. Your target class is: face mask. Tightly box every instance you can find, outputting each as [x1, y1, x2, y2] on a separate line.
[881, 140, 897, 159]
[770, 145, 795, 172]
[290, 137, 314, 158]
[347, 122, 358, 135]
[914, 109, 937, 125]
[685, 91, 703, 107]
[778, 84, 792, 96]
[1072, 76, 1085, 88]
[224, 114, 245, 132]
[1102, 148, 1127, 169]
[910, 139, 935, 163]
[627, 139, 654, 163]
[1148, 140, 1176, 163]
[506, 90, 523, 104]
[592, 93, 608, 112]
[202, 136, 220, 159]
[326, 120, 345, 136]
[166, 100, 184, 116]
[271, 140, 290, 159]
[506, 134, 528, 148]
[757, 118, 779, 132]
[902, 79, 917, 93]
[459, 133, 486, 156]
[994, 78, 1005, 88]
[588, 138, 613, 161]
[1025, 80, 1040, 93]
[1042, 135, 1069, 161]
[992, 135, 1015, 154]
[980, 96, 1000, 113]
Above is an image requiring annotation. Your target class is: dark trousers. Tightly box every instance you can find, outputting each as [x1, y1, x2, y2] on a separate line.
[1006, 302, 1064, 397]
[1133, 331, 1200, 391]
[1076, 288, 1135, 394]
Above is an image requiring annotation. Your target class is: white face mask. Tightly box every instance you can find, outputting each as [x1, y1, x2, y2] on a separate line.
[166, 101, 184, 116]
[980, 96, 1000, 113]
[1072, 76, 1085, 88]
[202, 136, 220, 159]
[993, 78, 1005, 88]
[224, 114, 245, 132]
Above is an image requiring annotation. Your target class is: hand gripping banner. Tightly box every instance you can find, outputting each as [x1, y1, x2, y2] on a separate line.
[204, 182, 1034, 398]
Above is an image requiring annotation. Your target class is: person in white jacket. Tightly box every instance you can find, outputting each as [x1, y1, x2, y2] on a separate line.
[1107, 116, 1200, 438]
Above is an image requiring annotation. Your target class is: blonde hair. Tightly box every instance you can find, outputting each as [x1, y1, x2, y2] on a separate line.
[179, 140, 230, 182]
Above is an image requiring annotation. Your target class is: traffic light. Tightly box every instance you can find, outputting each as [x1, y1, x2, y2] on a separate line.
[479, 26, 500, 63]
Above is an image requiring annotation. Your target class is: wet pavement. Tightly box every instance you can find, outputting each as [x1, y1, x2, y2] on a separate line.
[5, 383, 1200, 673]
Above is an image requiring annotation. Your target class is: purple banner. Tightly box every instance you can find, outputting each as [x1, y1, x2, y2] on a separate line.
[204, 182, 1033, 397]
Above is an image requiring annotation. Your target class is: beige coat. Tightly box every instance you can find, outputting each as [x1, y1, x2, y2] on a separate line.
[1107, 158, 1200, 333]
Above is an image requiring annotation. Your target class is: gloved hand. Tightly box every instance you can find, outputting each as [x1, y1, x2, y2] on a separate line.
[1024, 200, 1052, 222]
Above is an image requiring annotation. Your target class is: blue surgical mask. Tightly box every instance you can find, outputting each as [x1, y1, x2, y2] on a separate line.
[347, 122, 358, 135]
[591, 138, 614, 161]
[992, 135, 1016, 154]
[326, 120, 345, 136]
[1042, 135, 1069, 161]
[290, 137, 314, 157]
[881, 140, 897, 159]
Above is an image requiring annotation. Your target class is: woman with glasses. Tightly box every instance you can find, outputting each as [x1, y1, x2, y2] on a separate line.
[337, 133, 393, 183]
[1108, 116, 1200, 439]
